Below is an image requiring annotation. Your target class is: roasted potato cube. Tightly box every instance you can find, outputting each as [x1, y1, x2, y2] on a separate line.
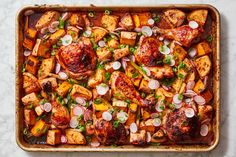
[101, 14, 119, 32]
[25, 56, 39, 75]
[56, 81, 72, 97]
[140, 119, 156, 133]
[148, 65, 174, 79]
[70, 84, 92, 100]
[32, 39, 50, 58]
[24, 109, 36, 125]
[125, 63, 142, 87]
[38, 77, 58, 91]
[107, 38, 119, 49]
[172, 78, 183, 93]
[92, 28, 108, 42]
[67, 26, 80, 42]
[88, 68, 105, 88]
[173, 45, 187, 65]
[194, 55, 211, 78]
[31, 120, 49, 137]
[23, 28, 38, 50]
[126, 103, 138, 126]
[93, 98, 112, 111]
[22, 92, 40, 107]
[198, 105, 213, 122]
[112, 99, 128, 108]
[183, 58, 194, 71]
[35, 105, 44, 116]
[96, 47, 112, 61]
[187, 10, 208, 26]
[193, 79, 205, 94]
[113, 46, 130, 61]
[48, 29, 66, 45]
[133, 13, 151, 28]
[163, 9, 186, 27]
[68, 13, 85, 27]
[186, 71, 196, 82]
[151, 129, 167, 143]
[179, 82, 186, 94]
[130, 130, 146, 145]
[120, 13, 134, 30]
[200, 89, 213, 103]
[35, 11, 60, 30]
[142, 109, 151, 120]
[139, 79, 151, 93]
[129, 103, 138, 112]
[38, 57, 55, 79]
[23, 38, 35, 51]
[197, 41, 212, 56]
[65, 129, 86, 145]
[46, 130, 61, 145]
[23, 72, 41, 94]
[158, 88, 173, 98]
[120, 31, 137, 46]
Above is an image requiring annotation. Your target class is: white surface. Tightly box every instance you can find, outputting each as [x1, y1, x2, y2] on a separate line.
[0, 0, 235, 156]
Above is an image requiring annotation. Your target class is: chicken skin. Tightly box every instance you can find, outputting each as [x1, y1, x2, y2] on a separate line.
[110, 71, 146, 107]
[56, 37, 97, 79]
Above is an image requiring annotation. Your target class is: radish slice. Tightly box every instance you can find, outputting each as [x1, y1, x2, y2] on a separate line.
[83, 30, 92, 37]
[185, 98, 192, 104]
[110, 31, 120, 38]
[58, 71, 68, 80]
[170, 59, 176, 66]
[115, 27, 126, 31]
[102, 111, 112, 121]
[159, 36, 164, 41]
[43, 102, 52, 112]
[159, 45, 171, 55]
[186, 81, 195, 90]
[148, 79, 160, 90]
[96, 83, 109, 95]
[155, 103, 165, 112]
[146, 132, 152, 143]
[70, 116, 79, 128]
[121, 58, 127, 70]
[50, 21, 60, 28]
[142, 66, 151, 76]
[23, 50, 31, 57]
[134, 27, 142, 32]
[173, 94, 183, 104]
[91, 141, 100, 147]
[174, 102, 182, 109]
[98, 40, 106, 47]
[141, 26, 153, 36]
[117, 111, 128, 123]
[184, 108, 195, 118]
[92, 26, 109, 33]
[73, 106, 84, 116]
[40, 27, 48, 34]
[61, 135, 67, 143]
[61, 35, 72, 46]
[162, 85, 171, 91]
[40, 104, 44, 111]
[189, 21, 199, 29]
[55, 63, 61, 74]
[153, 118, 162, 127]
[151, 113, 159, 119]
[112, 61, 121, 70]
[200, 124, 209, 136]
[75, 97, 86, 106]
[184, 90, 197, 97]
[147, 18, 155, 25]
[24, 10, 34, 16]
[130, 55, 135, 62]
[194, 95, 206, 105]
[84, 109, 93, 121]
[164, 39, 170, 45]
[76, 26, 83, 30]
[48, 26, 57, 33]
[188, 48, 197, 58]
[61, 12, 70, 21]
[130, 123, 138, 133]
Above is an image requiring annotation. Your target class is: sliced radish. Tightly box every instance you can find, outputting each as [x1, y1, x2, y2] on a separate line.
[91, 141, 100, 147]
[48, 26, 57, 33]
[134, 27, 141, 32]
[83, 30, 92, 37]
[130, 55, 135, 62]
[153, 118, 162, 127]
[61, 12, 70, 21]
[186, 81, 195, 90]
[110, 31, 120, 38]
[184, 90, 197, 97]
[73, 106, 84, 116]
[147, 18, 155, 25]
[96, 83, 109, 95]
[50, 21, 60, 28]
[148, 79, 160, 90]
[194, 95, 206, 105]
[151, 113, 159, 119]
[40, 27, 48, 34]
[43, 102, 52, 112]
[70, 116, 79, 128]
[142, 66, 151, 76]
[23, 50, 31, 57]
[58, 71, 68, 80]
[185, 98, 192, 104]
[55, 63, 61, 74]
[40, 104, 45, 111]
[162, 85, 171, 91]
[155, 103, 165, 112]
[164, 39, 170, 45]
[184, 108, 195, 118]
[159, 45, 171, 55]
[200, 124, 209, 136]
[115, 27, 126, 31]
[188, 48, 197, 58]
[92, 26, 109, 33]
[174, 102, 182, 109]
[75, 97, 86, 106]
[112, 61, 121, 70]
[159, 36, 164, 41]
[141, 26, 153, 36]
[130, 123, 138, 133]
[121, 58, 127, 70]
[173, 94, 182, 104]
[189, 21, 199, 29]
[61, 35, 73, 46]
[117, 111, 128, 123]
[76, 26, 83, 30]
[98, 40, 106, 47]
[203, 76, 208, 91]
[170, 59, 176, 66]
[102, 111, 112, 121]
[61, 135, 67, 143]
[146, 132, 152, 143]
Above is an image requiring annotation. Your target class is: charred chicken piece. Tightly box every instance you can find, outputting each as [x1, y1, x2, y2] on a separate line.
[110, 71, 146, 107]
[135, 36, 163, 66]
[56, 37, 97, 79]
[162, 107, 198, 142]
[51, 101, 70, 129]
[153, 25, 201, 47]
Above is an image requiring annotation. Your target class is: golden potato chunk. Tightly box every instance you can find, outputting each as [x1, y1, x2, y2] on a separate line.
[101, 14, 119, 32]
[70, 84, 92, 100]
[163, 9, 186, 27]
[130, 130, 146, 145]
[193, 79, 205, 94]
[24, 109, 36, 125]
[23, 72, 41, 94]
[38, 57, 55, 79]
[120, 31, 137, 46]
[65, 129, 86, 145]
[93, 98, 112, 111]
[56, 81, 72, 97]
[194, 55, 211, 78]
[125, 63, 142, 87]
[32, 39, 50, 58]
[23, 28, 38, 50]
[113, 46, 130, 61]
[151, 129, 167, 143]
[139, 79, 151, 93]
[35, 11, 60, 30]
[25, 56, 39, 75]
[197, 41, 212, 56]
[88, 68, 105, 88]
[38, 77, 58, 91]
[120, 13, 134, 30]
[172, 45, 187, 65]
[31, 120, 48, 137]
[67, 26, 80, 42]
[92, 28, 108, 42]
[107, 38, 119, 49]
[47, 130, 61, 145]
[21, 92, 40, 107]
[48, 29, 66, 45]
[187, 9, 208, 26]
[68, 13, 85, 27]
[132, 13, 151, 28]
[96, 47, 112, 61]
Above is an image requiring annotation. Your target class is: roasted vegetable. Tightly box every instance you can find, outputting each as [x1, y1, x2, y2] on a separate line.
[113, 45, 130, 61]
[70, 84, 92, 100]
[35, 11, 60, 30]
[25, 56, 39, 75]
[67, 26, 80, 42]
[23, 28, 38, 50]
[48, 29, 66, 45]
[130, 130, 146, 145]
[56, 81, 72, 97]
[96, 47, 112, 61]
[120, 31, 137, 46]
[32, 39, 50, 58]
[194, 55, 211, 78]
[46, 130, 62, 145]
[21, 92, 40, 107]
[23, 72, 41, 94]
[92, 27, 108, 42]
[197, 41, 212, 56]
[65, 129, 86, 144]
[163, 9, 186, 27]
[132, 12, 151, 28]
[120, 13, 134, 30]
[24, 108, 36, 125]
[38, 57, 55, 79]
[31, 120, 49, 137]
[68, 13, 85, 27]
[187, 10, 208, 26]
[101, 14, 119, 32]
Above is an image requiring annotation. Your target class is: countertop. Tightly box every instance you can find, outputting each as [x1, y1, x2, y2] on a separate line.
[0, 0, 235, 156]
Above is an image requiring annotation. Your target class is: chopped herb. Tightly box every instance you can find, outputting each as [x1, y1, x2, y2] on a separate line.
[178, 94, 183, 100]
[118, 44, 126, 49]
[37, 93, 43, 99]
[96, 62, 104, 69]
[155, 95, 161, 100]
[67, 78, 78, 84]
[141, 92, 146, 98]
[40, 99, 48, 105]
[168, 103, 175, 110]
[129, 47, 136, 54]
[113, 120, 120, 128]
[178, 73, 184, 79]
[52, 44, 58, 49]
[206, 35, 213, 42]
[172, 67, 178, 73]
[94, 98, 102, 104]
[80, 82, 87, 87]
[88, 11, 94, 17]
[36, 128, 40, 133]
[156, 60, 163, 65]
[132, 72, 139, 78]
[159, 105, 165, 110]
[160, 77, 176, 87]
[23, 128, 28, 135]
[109, 47, 114, 52]
[58, 17, 65, 29]
[104, 9, 112, 15]
[154, 15, 161, 23]
[78, 125, 85, 132]
[29, 104, 33, 109]
[178, 62, 186, 69]
[21, 63, 26, 73]
[105, 72, 111, 81]
[163, 55, 171, 65]
[125, 99, 131, 104]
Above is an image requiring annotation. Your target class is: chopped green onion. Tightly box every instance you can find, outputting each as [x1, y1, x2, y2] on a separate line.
[178, 62, 186, 69]
[178, 94, 183, 100]
[132, 72, 139, 78]
[94, 98, 102, 104]
[163, 55, 171, 65]
[105, 72, 111, 81]
[88, 11, 94, 17]
[58, 17, 65, 29]
[113, 120, 120, 128]
[154, 16, 161, 23]
[206, 35, 213, 42]
[104, 9, 112, 15]
[178, 73, 184, 79]
[172, 67, 178, 73]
